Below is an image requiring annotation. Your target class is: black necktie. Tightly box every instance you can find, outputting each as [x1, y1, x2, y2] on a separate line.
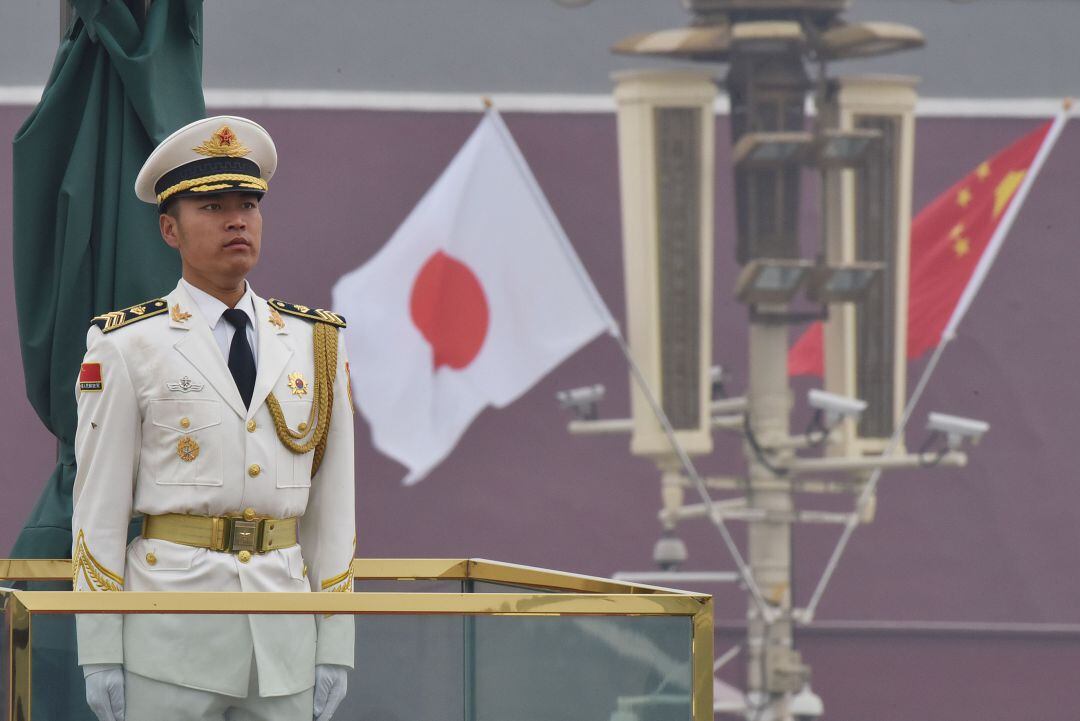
[223, 308, 256, 408]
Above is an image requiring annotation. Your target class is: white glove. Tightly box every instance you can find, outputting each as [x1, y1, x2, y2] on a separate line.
[313, 663, 348, 721]
[84, 664, 125, 721]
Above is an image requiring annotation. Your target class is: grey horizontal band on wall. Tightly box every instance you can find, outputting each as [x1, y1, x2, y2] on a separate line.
[0, 85, 1069, 119]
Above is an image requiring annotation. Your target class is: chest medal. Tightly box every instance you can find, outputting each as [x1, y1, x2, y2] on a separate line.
[287, 371, 308, 397]
[177, 436, 200, 462]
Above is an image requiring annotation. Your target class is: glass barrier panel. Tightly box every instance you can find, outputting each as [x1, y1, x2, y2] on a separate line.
[23, 608, 696, 721]
[353, 580, 463, 593]
[470, 581, 555, 594]
[352, 614, 466, 720]
[472, 615, 693, 721]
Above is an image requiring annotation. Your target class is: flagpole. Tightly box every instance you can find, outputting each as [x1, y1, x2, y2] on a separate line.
[802, 104, 1071, 622]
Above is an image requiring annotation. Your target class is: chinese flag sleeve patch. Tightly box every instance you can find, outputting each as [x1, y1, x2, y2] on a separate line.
[79, 363, 103, 392]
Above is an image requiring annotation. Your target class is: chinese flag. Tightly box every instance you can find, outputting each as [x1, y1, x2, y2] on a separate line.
[789, 120, 1054, 376]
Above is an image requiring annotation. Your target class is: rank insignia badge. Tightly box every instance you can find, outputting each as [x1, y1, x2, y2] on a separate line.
[79, 363, 103, 392]
[288, 372, 308, 397]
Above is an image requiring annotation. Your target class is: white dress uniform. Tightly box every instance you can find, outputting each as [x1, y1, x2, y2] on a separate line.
[71, 279, 356, 699]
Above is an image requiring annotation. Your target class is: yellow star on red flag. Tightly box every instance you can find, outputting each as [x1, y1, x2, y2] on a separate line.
[949, 223, 971, 258]
[993, 170, 1027, 218]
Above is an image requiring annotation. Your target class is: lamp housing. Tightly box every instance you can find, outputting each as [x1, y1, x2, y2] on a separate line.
[735, 259, 814, 305]
[806, 261, 883, 303]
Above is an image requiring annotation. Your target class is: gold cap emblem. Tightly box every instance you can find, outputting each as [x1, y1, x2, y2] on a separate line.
[192, 125, 252, 158]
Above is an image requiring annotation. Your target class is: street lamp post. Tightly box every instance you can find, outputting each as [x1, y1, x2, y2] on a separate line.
[744, 305, 803, 706]
[558, 2, 990, 719]
[613, 5, 924, 716]
[607, 2, 927, 719]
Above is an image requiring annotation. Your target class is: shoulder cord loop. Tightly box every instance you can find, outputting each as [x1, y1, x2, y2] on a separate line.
[265, 323, 338, 476]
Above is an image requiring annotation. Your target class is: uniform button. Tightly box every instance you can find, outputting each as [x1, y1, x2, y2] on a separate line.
[238, 550, 252, 563]
[179, 417, 190, 429]
[145, 552, 157, 566]
[297, 422, 308, 433]
[243, 507, 257, 522]
[247, 420, 257, 433]
[303, 564, 308, 577]
[248, 464, 261, 478]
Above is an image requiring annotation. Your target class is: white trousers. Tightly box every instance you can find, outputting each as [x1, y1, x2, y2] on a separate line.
[124, 663, 314, 721]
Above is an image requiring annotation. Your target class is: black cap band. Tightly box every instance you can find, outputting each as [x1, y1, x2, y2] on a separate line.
[154, 157, 261, 197]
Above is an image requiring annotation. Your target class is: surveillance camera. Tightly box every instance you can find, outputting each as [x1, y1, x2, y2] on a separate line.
[790, 683, 824, 720]
[807, 389, 867, 425]
[653, 531, 688, 571]
[556, 384, 605, 421]
[710, 365, 728, 400]
[926, 412, 989, 448]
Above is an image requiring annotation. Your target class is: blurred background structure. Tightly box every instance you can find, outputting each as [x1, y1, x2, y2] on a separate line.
[3, 2, 1080, 719]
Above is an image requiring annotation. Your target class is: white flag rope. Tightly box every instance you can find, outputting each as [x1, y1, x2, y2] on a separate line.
[612, 330, 773, 620]
[488, 107, 773, 619]
[802, 105, 1071, 622]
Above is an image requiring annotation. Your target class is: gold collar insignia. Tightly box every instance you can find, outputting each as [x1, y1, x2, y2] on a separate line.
[170, 304, 192, 323]
[269, 307, 286, 330]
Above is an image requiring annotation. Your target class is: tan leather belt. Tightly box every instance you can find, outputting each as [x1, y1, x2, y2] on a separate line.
[142, 512, 298, 555]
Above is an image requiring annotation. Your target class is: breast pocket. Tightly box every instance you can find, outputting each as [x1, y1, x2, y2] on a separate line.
[149, 398, 224, 486]
[275, 399, 315, 488]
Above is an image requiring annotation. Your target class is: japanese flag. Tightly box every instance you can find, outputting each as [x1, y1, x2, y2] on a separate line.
[332, 110, 615, 485]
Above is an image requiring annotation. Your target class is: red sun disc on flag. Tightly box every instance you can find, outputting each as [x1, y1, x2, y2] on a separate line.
[410, 250, 490, 370]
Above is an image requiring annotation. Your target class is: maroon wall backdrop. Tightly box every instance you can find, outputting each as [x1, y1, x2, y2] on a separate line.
[3, 105, 1079, 720]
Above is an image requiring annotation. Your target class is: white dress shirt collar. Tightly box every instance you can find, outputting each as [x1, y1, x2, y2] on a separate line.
[179, 278, 259, 367]
[180, 278, 257, 330]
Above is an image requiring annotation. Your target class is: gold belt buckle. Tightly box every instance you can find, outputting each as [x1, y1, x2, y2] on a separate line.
[230, 519, 261, 554]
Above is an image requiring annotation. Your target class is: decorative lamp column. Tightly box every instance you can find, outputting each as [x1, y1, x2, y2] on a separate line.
[613, 70, 717, 464]
[821, 76, 918, 459]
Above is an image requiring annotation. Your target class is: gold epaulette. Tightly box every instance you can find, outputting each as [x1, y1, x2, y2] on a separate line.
[268, 299, 346, 328]
[91, 298, 169, 333]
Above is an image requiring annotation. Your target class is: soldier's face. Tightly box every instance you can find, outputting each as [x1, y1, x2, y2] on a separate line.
[160, 193, 263, 286]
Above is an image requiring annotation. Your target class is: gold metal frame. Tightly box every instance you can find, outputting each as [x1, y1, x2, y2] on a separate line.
[0, 560, 70, 581]
[1, 558, 713, 721]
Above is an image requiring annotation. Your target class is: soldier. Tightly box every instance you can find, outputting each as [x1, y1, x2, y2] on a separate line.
[72, 116, 355, 721]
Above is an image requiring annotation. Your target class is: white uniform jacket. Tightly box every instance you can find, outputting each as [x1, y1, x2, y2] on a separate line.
[71, 281, 356, 698]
